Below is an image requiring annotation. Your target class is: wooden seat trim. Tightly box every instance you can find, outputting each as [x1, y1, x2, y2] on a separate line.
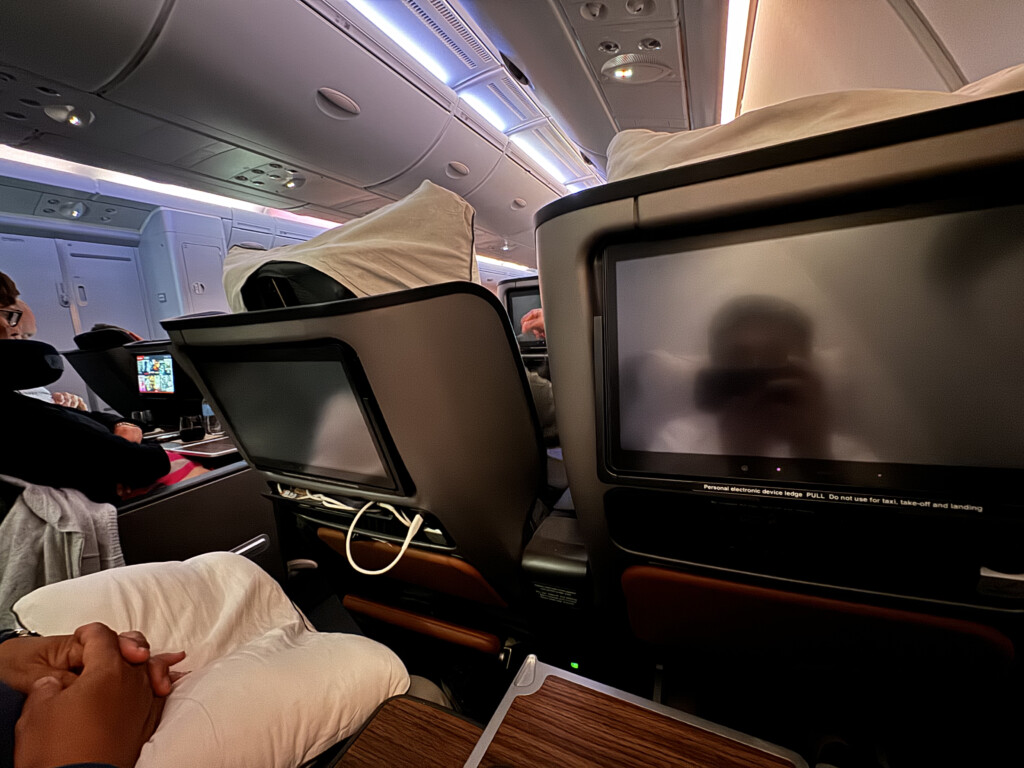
[343, 594, 502, 656]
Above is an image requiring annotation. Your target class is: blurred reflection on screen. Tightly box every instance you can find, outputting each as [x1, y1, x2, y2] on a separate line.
[615, 204, 1024, 469]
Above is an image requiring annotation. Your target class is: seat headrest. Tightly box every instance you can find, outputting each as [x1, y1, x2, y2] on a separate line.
[0, 339, 65, 390]
[74, 328, 137, 351]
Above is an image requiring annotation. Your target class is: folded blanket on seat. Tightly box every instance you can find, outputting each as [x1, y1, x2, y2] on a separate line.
[223, 179, 478, 311]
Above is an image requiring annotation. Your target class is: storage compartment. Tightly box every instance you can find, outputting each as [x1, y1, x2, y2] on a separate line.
[105, 0, 453, 187]
[371, 112, 503, 200]
[0, 0, 167, 92]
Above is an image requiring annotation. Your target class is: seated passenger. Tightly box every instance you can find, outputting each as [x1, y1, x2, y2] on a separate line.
[1, 339, 176, 504]
[1, 272, 87, 411]
[519, 309, 557, 445]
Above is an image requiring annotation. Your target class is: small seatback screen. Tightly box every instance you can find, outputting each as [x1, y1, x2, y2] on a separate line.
[136, 353, 175, 394]
[507, 287, 544, 348]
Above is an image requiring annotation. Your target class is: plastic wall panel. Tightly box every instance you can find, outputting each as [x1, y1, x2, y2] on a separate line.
[0, 232, 90, 397]
[743, 0, 949, 113]
[106, 0, 451, 187]
[371, 112, 503, 199]
[465, 156, 559, 250]
[228, 228, 274, 250]
[0, 0, 167, 92]
[458, 0, 617, 165]
[139, 208, 229, 333]
[914, 0, 1024, 83]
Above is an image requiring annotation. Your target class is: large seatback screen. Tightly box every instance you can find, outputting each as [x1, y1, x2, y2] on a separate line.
[604, 201, 1024, 511]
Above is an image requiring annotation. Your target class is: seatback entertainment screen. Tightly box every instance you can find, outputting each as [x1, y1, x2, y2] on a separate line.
[507, 286, 544, 349]
[190, 341, 401, 491]
[603, 201, 1024, 511]
[136, 353, 175, 394]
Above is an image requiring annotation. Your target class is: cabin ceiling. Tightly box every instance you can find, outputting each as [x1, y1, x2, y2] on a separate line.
[0, 0, 1022, 268]
[459, 0, 1023, 160]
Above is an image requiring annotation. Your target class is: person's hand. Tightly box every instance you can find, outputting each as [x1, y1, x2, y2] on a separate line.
[520, 308, 546, 340]
[0, 627, 186, 696]
[113, 422, 144, 443]
[51, 391, 87, 410]
[14, 623, 170, 768]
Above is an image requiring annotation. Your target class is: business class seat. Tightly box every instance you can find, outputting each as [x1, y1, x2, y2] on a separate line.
[63, 329, 202, 429]
[535, 86, 1024, 763]
[164, 282, 547, 657]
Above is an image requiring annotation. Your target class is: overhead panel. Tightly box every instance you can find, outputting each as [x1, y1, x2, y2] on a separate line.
[510, 123, 588, 187]
[565, 3, 688, 130]
[465, 155, 559, 253]
[743, 0, 950, 112]
[912, 0, 1024, 84]
[370, 111, 503, 199]
[457, 0, 618, 169]
[323, 0, 501, 87]
[0, 65, 317, 213]
[0, 0, 168, 92]
[458, 70, 545, 132]
[334, 193, 395, 218]
[105, 0, 451, 187]
[681, 0, 730, 130]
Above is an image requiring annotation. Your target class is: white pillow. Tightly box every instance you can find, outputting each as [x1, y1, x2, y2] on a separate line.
[13, 552, 409, 768]
[606, 62, 1024, 182]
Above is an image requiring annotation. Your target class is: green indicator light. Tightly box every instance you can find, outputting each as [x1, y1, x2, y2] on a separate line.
[570, 662, 579, 670]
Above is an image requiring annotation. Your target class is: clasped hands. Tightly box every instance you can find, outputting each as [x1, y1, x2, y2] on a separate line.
[1, 622, 186, 768]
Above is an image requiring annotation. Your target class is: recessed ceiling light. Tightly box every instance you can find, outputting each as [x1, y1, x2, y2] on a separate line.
[58, 201, 88, 219]
[600, 54, 672, 84]
[43, 104, 94, 127]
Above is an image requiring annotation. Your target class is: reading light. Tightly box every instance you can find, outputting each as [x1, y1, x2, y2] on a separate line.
[283, 175, 306, 190]
[721, 0, 753, 124]
[43, 104, 95, 128]
[501, 239, 510, 252]
[57, 201, 88, 219]
[600, 54, 671, 84]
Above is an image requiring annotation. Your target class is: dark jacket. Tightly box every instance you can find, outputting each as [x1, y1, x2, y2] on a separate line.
[1, 393, 170, 504]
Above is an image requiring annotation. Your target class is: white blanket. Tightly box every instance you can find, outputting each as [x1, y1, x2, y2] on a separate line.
[223, 179, 479, 312]
[607, 63, 1024, 181]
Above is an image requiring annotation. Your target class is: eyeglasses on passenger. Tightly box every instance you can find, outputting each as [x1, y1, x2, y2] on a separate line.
[1, 308, 23, 327]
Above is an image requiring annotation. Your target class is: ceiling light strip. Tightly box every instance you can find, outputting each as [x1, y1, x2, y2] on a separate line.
[720, 0, 754, 124]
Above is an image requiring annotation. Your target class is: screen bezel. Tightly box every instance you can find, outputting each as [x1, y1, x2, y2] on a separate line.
[187, 339, 409, 494]
[598, 188, 1024, 516]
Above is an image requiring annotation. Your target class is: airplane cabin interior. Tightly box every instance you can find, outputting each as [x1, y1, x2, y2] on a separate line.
[1, 1, 1023, 767]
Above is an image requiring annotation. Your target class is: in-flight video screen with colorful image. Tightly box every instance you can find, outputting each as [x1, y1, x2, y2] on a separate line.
[137, 353, 176, 394]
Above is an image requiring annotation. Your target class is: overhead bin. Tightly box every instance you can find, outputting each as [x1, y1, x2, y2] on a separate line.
[370, 109, 504, 199]
[0, 0, 167, 92]
[464, 155, 560, 251]
[104, 0, 454, 187]
[457, 0, 618, 171]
